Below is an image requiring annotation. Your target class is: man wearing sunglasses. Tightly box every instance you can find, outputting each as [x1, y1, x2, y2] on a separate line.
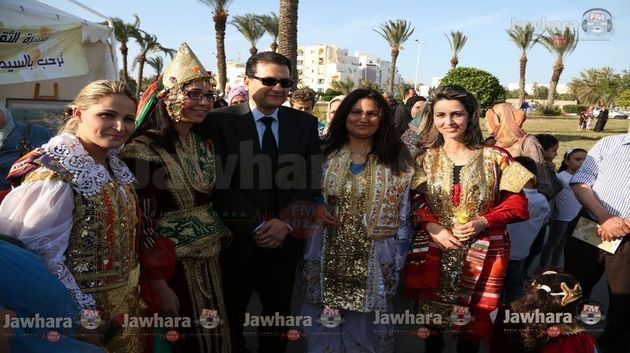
[201, 51, 321, 353]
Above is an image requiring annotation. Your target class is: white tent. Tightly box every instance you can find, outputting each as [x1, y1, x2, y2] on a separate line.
[0, 0, 118, 106]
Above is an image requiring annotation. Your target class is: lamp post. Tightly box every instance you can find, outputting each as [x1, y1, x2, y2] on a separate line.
[414, 39, 424, 92]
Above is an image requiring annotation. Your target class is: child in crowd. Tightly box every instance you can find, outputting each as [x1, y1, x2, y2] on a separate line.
[523, 134, 560, 274]
[493, 271, 596, 353]
[290, 88, 316, 115]
[504, 156, 551, 303]
[537, 148, 587, 272]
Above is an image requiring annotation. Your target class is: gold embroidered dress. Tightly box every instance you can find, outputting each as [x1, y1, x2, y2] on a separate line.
[302, 146, 413, 311]
[0, 133, 143, 353]
[122, 130, 231, 353]
[406, 146, 532, 334]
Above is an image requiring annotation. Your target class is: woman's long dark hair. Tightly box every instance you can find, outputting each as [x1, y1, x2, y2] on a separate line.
[417, 85, 484, 149]
[323, 88, 411, 175]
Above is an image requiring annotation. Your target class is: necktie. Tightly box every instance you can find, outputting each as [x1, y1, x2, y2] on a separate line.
[260, 116, 278, 215]
[260, 116, 278, 159]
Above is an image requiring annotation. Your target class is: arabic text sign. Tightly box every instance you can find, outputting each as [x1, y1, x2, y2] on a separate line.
[0, 24, 88, 85]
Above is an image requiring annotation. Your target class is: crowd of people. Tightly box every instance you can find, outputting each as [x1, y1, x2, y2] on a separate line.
[0, 46, 628, 353]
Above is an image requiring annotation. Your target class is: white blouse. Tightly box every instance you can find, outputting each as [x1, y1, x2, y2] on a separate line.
[0, 133, 136, 309]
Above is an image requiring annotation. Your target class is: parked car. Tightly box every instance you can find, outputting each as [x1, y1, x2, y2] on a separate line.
[609, 109, 628, 119]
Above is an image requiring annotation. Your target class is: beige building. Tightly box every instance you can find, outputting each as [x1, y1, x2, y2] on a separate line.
[297, 44, 401, 93]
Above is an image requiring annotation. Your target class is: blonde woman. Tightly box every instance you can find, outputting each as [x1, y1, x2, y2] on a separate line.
[0, 80, 143, 352]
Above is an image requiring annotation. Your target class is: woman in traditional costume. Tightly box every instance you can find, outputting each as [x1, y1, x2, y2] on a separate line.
[404, 85, 532, 352]
[301, 88, 414, 352]
[0, 80, 143, 353]
[121, 42, 231, 353]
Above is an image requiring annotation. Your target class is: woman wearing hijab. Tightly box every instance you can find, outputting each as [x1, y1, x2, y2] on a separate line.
[484, 102, 559, 200]
[0, 103, 52, 190]
[226, 86, 248, 105]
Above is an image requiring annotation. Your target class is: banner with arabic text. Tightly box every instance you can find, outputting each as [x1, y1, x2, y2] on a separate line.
[0, 24, 89, 85]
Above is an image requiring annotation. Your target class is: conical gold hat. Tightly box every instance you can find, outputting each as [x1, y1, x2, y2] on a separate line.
[162, 42, 209, 90]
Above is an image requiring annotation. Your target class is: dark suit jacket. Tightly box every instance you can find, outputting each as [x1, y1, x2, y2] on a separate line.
[200, 103, 322, 259]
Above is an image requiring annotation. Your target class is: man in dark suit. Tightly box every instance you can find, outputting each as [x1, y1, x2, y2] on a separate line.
[201, 52, 321, 353]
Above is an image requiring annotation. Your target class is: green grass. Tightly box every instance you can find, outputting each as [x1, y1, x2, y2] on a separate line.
[482, 116, 629, 169]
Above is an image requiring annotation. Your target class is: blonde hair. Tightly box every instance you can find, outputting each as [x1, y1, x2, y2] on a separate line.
[59, 80, 136, 134]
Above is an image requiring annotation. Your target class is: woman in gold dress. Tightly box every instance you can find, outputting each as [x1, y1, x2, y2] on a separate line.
[0, 80, 143, 352]
[301, 88, 414, 352]
[121, 43, 231, 353]
[404, 85, 533, 352]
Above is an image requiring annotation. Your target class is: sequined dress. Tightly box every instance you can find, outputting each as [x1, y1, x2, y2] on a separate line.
[122, 131, 232, 353]
[0, 133, 144, 353]
[405, 146, 531, 335]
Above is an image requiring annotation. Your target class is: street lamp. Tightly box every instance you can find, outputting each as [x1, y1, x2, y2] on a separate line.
[414, 39, 424, 92]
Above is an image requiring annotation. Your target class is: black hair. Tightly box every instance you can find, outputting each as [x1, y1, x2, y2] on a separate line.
[245, 51, 292, 77]
[514, 156, 537, 176]
[558, 148, 587, 172]
[535, 134, 559, 151]
[323, 88, 412, 175]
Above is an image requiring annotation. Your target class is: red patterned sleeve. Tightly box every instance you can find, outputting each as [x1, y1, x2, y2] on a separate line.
[483, 191, 529, 228]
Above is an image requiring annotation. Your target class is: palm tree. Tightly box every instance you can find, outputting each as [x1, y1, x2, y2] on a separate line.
[330, 77, 355, 95]
[257, 13, 279, 52]
[358, 79, 381, 91]
[445, 30, 468, 69]
[132, 31, 176, 98]
[568, 67, 621, 107]
[373, 19, 414, 92]
[278, 0, 299, 90]
[112, 15, 140, 84]
[507, 24, 538, 102]
[231, 14, 265, 56]
[539, 27, 578, 107]
[146, 56, 164, 81]
[198, 0, 234, 94]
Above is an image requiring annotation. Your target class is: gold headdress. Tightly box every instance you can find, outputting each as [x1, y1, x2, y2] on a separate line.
[162, 42, 211, 91]
[533, 271, 583, 306]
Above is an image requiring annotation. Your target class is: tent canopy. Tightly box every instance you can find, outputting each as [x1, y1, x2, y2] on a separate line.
[0, 0, 118, 105]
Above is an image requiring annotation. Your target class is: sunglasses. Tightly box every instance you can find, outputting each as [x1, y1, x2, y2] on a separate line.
[184, 90, 218, 102]
[248, 74, 293, 88]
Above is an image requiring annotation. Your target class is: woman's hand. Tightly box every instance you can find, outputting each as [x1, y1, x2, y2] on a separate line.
[452, 216, 488, 241]
[426, 222, 462, 250]
[150, 279, 179, 316]
[315, 205, 338, 226]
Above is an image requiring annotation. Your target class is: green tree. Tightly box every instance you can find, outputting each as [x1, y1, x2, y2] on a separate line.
[532, 84, 549, 100]
[568, 67, 623, 107]
[330, 77, 355, 95]
[257, 13, 279, 52]
[445, 30, 468, 69]
[231, 14, 265, 56]
[111, 15, 140, 85]
[278, 0, 299, 90]
[373, 19, 414, 92]
[198, 0, 234, 94]
[146, 56, 164, 81]
[118, 69, 136, 93]
[615, 89, 630, 108]
[439, 67, 506, 115]
[358, 80, 381, 91]
[506, 24, 538, 102]
[132, 31, 176, 98]
[539, 27, 578, 106]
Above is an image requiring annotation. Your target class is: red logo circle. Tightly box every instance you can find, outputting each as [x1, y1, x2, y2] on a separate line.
[416, 326, 431, 340]
[47, 330, 61, 343]
[547, 326, 560, 337]
[165, 330, 180, 342]
[287, 329, 301, 341]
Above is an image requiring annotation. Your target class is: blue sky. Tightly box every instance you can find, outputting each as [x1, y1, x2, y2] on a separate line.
[40, 0, 629, 86]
